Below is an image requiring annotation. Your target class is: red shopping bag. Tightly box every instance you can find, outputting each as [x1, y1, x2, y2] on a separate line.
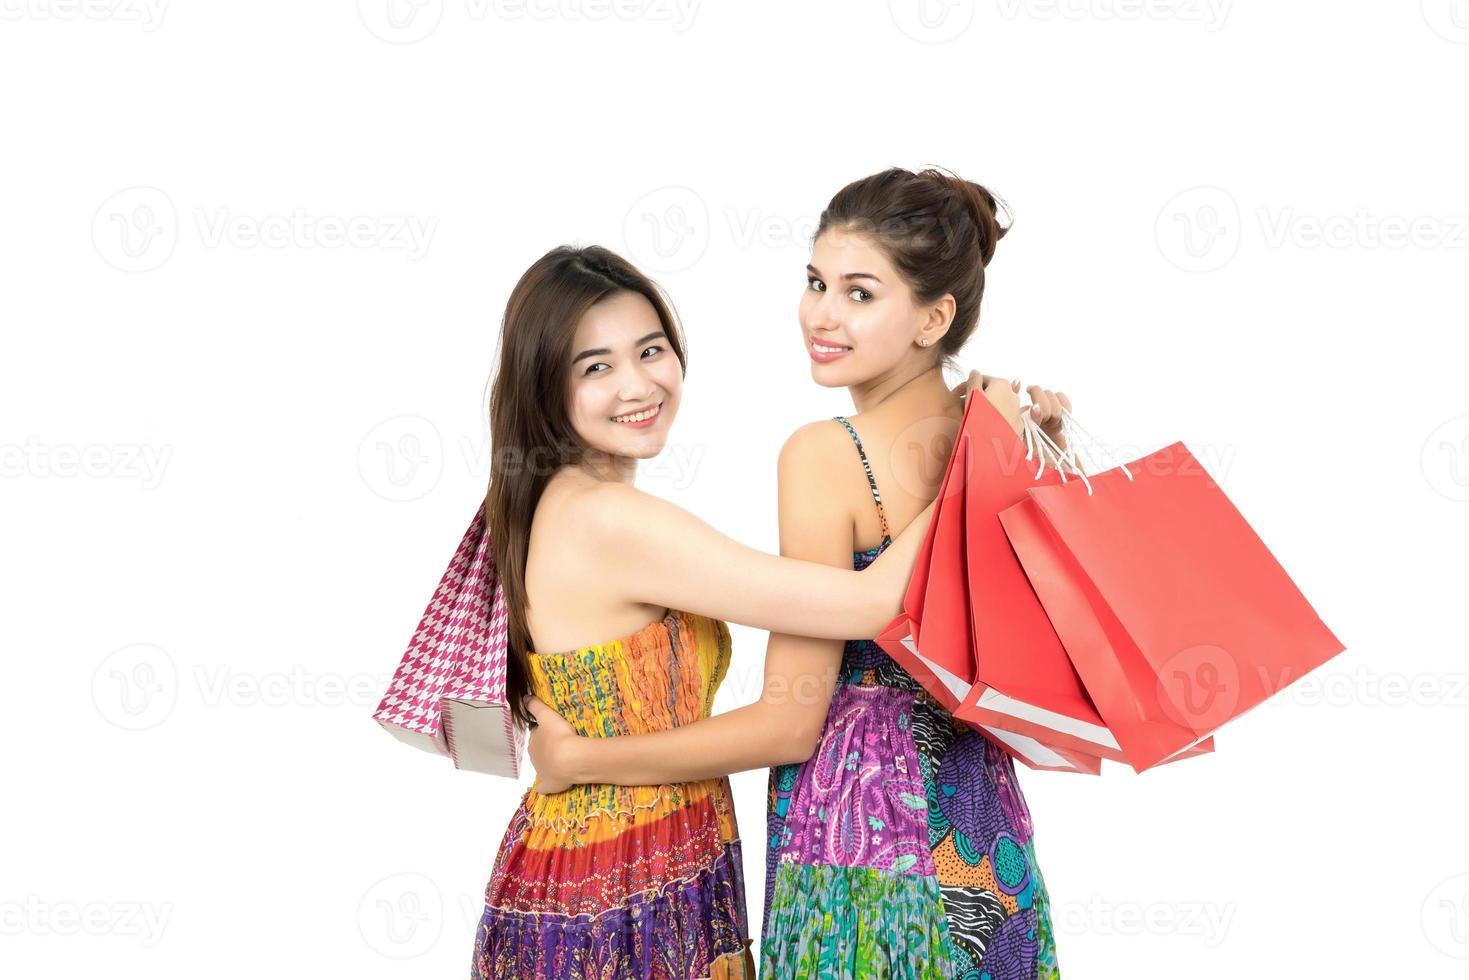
[950, 395, 1128, 765]
[1000, 442, 1345, 773]
[876, 393, 1123, 774]
[874, 408, 976, 712]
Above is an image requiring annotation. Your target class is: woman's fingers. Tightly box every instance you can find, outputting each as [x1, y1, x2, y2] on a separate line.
[524, 695, 547, 725]
[1025, 385, 1046, 421]
[1026, 385, 1068, 423]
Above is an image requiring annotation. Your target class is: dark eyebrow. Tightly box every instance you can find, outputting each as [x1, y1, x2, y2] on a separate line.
[571, 330, 667, 365]
[806, 264, 881, 285]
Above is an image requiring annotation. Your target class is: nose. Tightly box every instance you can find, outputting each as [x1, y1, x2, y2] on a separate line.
[618, 365, 657, 403]
[803, 291, 836, 333]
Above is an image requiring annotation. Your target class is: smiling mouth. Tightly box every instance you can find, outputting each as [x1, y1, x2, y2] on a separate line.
[810, 340, 851, 353]
[610, 403, 662, 424]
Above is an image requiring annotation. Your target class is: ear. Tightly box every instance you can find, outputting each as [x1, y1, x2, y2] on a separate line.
[917, 293, 956, 349]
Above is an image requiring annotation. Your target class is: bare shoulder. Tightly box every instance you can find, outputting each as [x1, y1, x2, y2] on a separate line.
[778, 419, 854, 483]
[558, 481, 690, 561]
[561, 480, 659, 530]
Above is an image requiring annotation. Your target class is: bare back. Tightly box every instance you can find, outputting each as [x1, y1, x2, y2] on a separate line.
[827, 391, 963, 552]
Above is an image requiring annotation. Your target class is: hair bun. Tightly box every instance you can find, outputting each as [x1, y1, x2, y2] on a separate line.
[918, 168, 1011, 268]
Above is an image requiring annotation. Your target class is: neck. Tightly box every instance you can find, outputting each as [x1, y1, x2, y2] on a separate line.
[847, 358, 953, 417]
[577, 449, 639, 485]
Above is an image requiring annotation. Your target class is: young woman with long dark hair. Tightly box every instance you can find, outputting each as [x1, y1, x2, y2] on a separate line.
[469, 243, 995, 979]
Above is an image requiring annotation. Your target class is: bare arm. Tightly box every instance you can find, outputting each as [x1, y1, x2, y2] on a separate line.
[530, 423, 891, 787]
[585, 428, 933, 641]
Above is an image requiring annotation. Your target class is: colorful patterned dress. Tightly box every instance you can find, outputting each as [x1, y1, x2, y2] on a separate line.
[761, 417, 1061, 980]
[472, 609, 755, 980]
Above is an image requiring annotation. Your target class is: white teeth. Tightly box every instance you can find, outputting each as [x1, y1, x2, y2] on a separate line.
[812, 342, 850, 353]
[612, 406, 659, 423]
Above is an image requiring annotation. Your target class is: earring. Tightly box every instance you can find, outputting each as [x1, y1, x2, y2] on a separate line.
[918, 338, 931, 347]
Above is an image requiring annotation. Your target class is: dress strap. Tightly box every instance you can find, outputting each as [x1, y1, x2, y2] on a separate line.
[833, 416, 892, 546]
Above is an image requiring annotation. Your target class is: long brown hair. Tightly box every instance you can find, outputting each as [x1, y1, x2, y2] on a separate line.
[815, 167, 1011, 363]
[484, 245, 686, 727]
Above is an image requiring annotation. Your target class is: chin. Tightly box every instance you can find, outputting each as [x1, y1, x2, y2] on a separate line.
[599, 433, 668, 460]
[809, 362, 859, 389]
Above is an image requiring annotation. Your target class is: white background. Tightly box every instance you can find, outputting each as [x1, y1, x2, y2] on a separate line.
[3, 1, 1467, 977]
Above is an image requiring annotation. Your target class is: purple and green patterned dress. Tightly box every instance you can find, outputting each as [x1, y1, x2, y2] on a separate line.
[761, 416, 1061, 980]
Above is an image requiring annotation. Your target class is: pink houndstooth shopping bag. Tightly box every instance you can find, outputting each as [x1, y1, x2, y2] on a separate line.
[373, 503, 526, 778]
